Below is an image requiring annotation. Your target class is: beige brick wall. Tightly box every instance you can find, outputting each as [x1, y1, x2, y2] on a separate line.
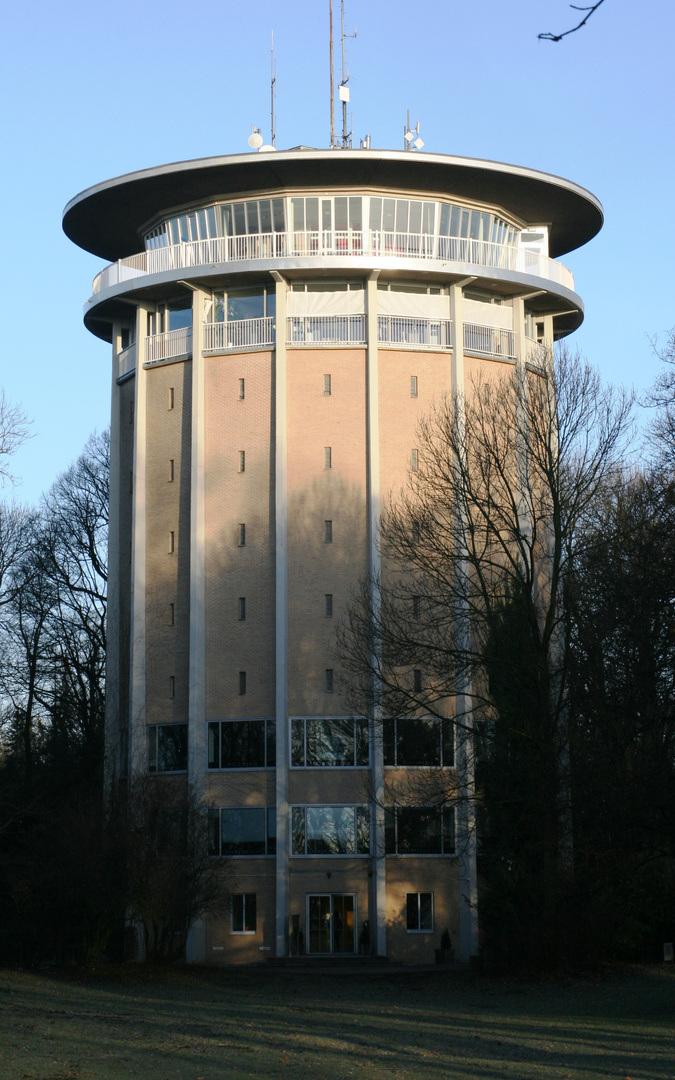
[385, 858, 459, 963]
[286, 348, 368, 716]
[378, 349, 453, 502]
[144, 361, 192, 725]
[204, 350, 275, 718]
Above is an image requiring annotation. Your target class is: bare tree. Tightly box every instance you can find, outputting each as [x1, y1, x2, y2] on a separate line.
[123, 778, 232, 963]
[644, 327, 675, 471]
[337, 345, 633, 966]
[539, 0, 607, 42]
[0, 389, 31, 487]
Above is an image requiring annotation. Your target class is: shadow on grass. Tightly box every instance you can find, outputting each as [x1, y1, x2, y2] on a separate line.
[1, 965, 674, 1080]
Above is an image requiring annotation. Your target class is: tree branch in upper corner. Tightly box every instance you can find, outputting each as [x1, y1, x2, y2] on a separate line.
[539, 0, 606, 42]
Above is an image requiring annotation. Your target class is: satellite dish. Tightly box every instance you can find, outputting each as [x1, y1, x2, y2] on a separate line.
[248, 131, 264, 149]
[258, 144, 277, 153]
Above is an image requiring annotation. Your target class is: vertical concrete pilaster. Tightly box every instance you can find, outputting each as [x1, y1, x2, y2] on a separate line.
[450, 283, 479, 963]
[188, 290, 208, 792]
[366, 271, 386, 956]
[105, 324, 123, 788]
[185, 287, 209, 966]
[271, 272, 290, 958]
[129, 306, 150, 776]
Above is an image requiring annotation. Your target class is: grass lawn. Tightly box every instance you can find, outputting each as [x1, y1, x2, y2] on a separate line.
[0, 963, 673, 1080]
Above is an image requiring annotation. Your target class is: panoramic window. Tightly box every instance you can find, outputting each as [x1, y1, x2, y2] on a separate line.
[406, 892, 434, 932]
[231, 893, 257, 933]
[383, 717, 454, 767]
[292, 717, 369, 768]
[148, 723, 187, 773]
[145, 195, 519, 253]
[207, 719, 276, 769]
[210, 806, 276, 857]
[385, 807, 455, 855]
[213, 286, 276, 323]
[291, 805, 370, 856]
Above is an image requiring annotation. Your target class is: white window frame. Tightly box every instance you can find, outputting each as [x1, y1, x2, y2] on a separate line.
[231, 892, 257, 934]
[406, 892, 434, 933]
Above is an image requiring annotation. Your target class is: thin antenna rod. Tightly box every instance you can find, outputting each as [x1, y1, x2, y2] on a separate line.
[270, 30, 276, 147]
[339, 0, 356, 149]
[329, 2, 335, 148]
[341, 0, 347, 146]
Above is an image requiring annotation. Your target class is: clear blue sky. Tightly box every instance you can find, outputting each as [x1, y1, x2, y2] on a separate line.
[1, 0, 673, 503]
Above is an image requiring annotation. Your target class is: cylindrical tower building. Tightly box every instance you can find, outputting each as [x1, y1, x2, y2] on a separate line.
[63, 148, 602, 964]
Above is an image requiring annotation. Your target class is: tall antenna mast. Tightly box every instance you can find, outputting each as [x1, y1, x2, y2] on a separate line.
[339, 0, 356, 149]
[270, 30, 276, 147]
[329, 2, 335, 148]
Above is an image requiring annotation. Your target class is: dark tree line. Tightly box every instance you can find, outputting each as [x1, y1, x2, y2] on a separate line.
[0, 430, 226, 967]
[338, 339, 675, 970]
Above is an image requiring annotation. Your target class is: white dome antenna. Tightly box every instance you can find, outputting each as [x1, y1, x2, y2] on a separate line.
[248, 127, 263, 150]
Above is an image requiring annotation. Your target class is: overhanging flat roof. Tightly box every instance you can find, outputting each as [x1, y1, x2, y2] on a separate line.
[63, 148, 603, 262]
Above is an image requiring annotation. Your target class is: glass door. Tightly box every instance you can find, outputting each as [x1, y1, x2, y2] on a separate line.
[308, 894, 331, 954]
[307, 894, 356, 954]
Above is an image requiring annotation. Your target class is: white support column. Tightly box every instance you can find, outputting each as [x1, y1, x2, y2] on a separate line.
[129, 305, 150, 776]
[450, 283, 479, 963]
[511, 295, 532, 549]
[366, 270, 386, 957]
[271, 271, 290, 958]
[186, 285, 208, 965]
[188, 287, 208, 791]
[105, 322, 123, 789]
[543, 314, 554, 354]
[512, 295, 526, 372]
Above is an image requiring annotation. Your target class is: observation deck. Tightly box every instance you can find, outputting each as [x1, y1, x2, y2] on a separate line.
[64, 147, 602, 343]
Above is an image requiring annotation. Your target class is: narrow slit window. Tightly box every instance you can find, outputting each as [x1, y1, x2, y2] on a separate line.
[239, 671, 247, 695]
[169, 387, 175, 410]
[129, 471, 133, 494]
[169, 676, 175, 699]
[130, 401, 134, 423]
[169, 459, 174, 482]
[414, 669, 422, 692]
[239, 378, 245, 400]
[239, 450, 245, 473]
[325, 520, 333, 543]
[410, 375, 418, 398]
[325, 594, 333, 618]
[412, 521, 420, 544]
[324, 374, 332, 396]
[239, 597, 246, 621]
[325, 668, 334, 693]
[169, 603, 175, 626]
[169, 531, 175, 553]
[239, 523, 246, 546]
[411, 449, 419, 472]
[324, 447, 332, 470]
[413, 595, 421, 620]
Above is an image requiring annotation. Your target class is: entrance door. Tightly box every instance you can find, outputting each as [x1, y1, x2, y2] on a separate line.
[307, 894, 356, 954]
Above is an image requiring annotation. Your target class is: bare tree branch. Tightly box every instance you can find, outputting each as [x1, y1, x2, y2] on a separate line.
[0, 390, 31, 486]
[539, 0, 606, 42]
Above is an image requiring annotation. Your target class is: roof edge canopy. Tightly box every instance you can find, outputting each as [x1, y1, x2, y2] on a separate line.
[63, 148, 603, 263]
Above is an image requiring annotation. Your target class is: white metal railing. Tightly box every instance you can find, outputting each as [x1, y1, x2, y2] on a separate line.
[286, 314, 366, 345]
[463, 322, 515, 359]
[145, 326, 192, 364]
[203, 316, 275, 352]
[92, 231, 575, 295]
[378, 315, 452, 349]
[117, 342, 136, 380]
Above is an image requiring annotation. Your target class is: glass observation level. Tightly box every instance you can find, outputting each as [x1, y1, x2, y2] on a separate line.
[63, 148, 603, 347]
[91, 190, 574, 298]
